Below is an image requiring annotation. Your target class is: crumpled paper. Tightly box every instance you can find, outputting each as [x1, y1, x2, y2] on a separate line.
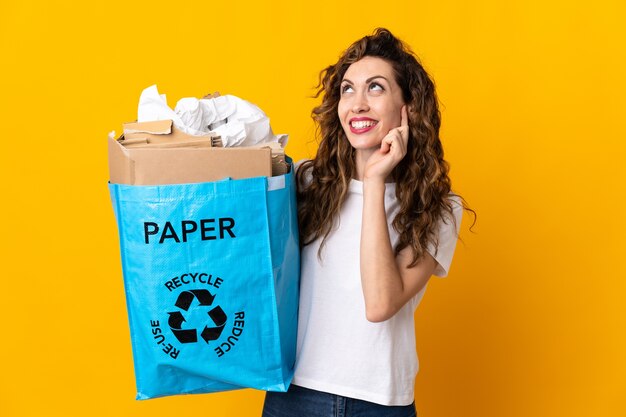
[137, 85, 288, 147]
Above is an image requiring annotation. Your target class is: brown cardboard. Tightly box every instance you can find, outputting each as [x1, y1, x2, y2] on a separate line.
[123, 120, 173, 135]
[122, 139, 216, 149]
[250, 142, 288, 175]
[108, 129, 273, 185]
[122, 120, 219, 146]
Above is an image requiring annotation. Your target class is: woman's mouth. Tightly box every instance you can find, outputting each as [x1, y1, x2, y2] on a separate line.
[349, 118, 378, 134]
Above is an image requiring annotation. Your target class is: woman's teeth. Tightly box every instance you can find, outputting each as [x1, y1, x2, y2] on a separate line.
[351, 120, 377, 129]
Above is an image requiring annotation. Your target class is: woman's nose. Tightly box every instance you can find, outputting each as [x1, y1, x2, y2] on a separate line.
[352, 91, 369, 113]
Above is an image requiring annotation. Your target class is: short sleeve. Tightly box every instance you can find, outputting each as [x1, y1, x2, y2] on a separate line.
[425, 194, 463, 277]
[294, 158, 310, 171]
[294, 159, 312, 186]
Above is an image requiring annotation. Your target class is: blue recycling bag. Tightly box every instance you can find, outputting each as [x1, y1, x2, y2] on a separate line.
[109, 165, 300, 400]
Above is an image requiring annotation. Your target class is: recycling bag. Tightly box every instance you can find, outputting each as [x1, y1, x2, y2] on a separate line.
[109, 166, 300, 400]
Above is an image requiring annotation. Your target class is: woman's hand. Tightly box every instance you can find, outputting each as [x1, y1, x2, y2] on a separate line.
[363, 105, 409, 182]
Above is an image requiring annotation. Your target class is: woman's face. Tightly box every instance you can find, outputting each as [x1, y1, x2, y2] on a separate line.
[338, 56, 406, 152]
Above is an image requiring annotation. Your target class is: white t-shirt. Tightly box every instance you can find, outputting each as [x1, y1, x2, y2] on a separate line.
[292, 164, 463, 406]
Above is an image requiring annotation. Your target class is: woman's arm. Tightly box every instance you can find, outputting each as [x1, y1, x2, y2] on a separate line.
[360, 179, 438, 322]
[360, 106, 438, 322]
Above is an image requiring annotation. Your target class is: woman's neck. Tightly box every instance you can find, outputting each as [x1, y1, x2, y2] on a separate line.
[354, 149, 373, 181]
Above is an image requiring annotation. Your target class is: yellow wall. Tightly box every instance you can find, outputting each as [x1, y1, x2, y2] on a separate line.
[1, 1, 624, 416]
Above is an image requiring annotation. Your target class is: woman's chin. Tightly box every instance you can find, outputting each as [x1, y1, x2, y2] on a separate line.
[346, 135, 383, 152]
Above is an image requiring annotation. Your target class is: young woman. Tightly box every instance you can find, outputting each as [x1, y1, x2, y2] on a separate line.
[262, 28, 476, 417]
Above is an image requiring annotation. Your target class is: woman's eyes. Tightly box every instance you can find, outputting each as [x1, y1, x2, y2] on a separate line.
[340, 83, 384, 93]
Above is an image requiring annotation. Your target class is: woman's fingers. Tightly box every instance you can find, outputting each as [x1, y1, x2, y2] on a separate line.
[399, 106, 409, 143]
[367, 124, 407, 180]
[380, 134, 392, 153]
[373, 105, 409, 177]
[380, 130, 404, 157]
[401, 105, 408, 128]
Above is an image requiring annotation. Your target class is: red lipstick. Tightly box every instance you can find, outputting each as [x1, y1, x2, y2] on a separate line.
[348, 117, 378, 134]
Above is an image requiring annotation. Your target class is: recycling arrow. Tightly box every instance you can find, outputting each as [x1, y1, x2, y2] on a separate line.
[168, 311, 197, 343]
[200, 306, 227, 343]
[167, 289, 226, 345]
[174, 289, 216, 311]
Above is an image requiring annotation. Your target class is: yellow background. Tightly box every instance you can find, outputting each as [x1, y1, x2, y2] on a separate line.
[1, 0, 624, 416]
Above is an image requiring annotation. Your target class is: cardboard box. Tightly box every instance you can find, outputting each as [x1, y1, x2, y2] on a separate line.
[108, 120, 273, 185]
[121, 120, 222, 148]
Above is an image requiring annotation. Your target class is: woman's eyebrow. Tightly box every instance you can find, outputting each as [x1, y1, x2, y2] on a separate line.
[366, 75, 388, 83]
[341, 75, 389, 84]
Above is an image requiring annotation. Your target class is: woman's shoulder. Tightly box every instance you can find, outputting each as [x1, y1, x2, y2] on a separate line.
[439, 192, 463, 227]
[293, 159, 313, 186]
[294, 158, 311, 173]
[448, 192, 464, 216]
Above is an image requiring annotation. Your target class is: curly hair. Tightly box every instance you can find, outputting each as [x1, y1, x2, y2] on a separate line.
[297, 28, 476, 267]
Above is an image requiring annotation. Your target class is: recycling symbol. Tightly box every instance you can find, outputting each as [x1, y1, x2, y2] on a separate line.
[167, 289, 227, 344]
